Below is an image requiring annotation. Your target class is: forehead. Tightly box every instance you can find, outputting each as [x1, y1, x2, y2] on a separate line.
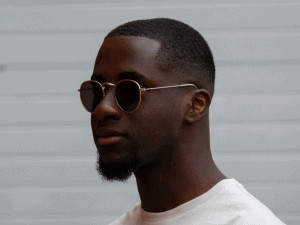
[93, 36, 161, 83]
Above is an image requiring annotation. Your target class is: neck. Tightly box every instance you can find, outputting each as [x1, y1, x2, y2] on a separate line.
[134, 122, 226, 212]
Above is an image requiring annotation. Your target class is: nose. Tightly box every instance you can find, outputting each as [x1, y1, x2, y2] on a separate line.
[91, 88, 122, 122]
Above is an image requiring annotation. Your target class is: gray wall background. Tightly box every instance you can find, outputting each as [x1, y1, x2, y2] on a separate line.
[0, 0, 299, 224]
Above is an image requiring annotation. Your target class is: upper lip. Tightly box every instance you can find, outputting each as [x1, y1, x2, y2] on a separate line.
[94, 128, 126, 138]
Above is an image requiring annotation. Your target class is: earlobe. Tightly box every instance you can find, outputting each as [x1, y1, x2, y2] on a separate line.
[184, 89, 211, 124]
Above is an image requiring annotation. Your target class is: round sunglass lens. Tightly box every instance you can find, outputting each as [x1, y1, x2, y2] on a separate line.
[116, 81, 141, 112]
[80, 81, 103, 112]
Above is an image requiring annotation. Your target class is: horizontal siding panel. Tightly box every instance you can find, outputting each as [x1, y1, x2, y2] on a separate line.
[0, 70, 90, 95]
[0, 3, 299, 32]
[0, 38, 100, 64]
[0, 124, 299, 156]
[210, 94, 300, 123]
[0, 157, 104, 188]
[0, 95, 299, 124]
[0, 23, 298, 41]
[0, 154, 299, 187]
[1, 34, 300, 64]
[209, 35, 300, 63]
[0, 95, 87, 124]
[215, 65, 300, 95]
[246, 183, 300, 213]
[1, 65, 300, 95]
[0, 185, 139, 214]
[0, 126, 94, 157]
[210, 124, 300, 152]
[215, 154, 300, 183]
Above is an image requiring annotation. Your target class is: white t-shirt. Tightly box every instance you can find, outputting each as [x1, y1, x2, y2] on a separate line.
[109, 178, 286, 225]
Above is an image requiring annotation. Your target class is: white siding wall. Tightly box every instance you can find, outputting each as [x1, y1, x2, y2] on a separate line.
[0, 1, 299, 224]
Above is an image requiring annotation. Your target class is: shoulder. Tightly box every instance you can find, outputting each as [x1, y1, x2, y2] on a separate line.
[108, 203, 141, 225]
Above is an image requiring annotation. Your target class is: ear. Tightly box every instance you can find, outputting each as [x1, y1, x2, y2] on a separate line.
[184, 89, 212, 124]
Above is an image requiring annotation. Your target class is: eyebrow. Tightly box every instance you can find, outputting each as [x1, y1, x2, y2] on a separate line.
[91, 71, 150, 86]
[91, 73, 105, 83]
[118, 71, 148, 84]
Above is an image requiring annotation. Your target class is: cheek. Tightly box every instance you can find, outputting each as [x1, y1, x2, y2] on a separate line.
[131, 103, 181, 147]
[128, 90, 184, 148]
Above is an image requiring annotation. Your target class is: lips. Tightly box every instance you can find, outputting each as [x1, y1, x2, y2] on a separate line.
[94, 129, 127, 146]
[97, 136, 124, 146]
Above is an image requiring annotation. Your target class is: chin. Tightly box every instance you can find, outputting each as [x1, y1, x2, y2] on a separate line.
[96, 150, 139, 182]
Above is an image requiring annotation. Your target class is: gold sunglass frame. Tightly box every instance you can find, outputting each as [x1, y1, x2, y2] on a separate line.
[78, 79, 199, 113]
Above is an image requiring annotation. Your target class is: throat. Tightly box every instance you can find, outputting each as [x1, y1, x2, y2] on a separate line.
[134, 157, 226, 213]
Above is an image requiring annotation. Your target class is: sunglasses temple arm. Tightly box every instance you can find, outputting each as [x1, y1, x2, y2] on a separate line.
[141, 84, 198, 92]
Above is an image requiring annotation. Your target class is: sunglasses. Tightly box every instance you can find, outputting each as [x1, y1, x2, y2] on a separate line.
[78, 79, 198, 113]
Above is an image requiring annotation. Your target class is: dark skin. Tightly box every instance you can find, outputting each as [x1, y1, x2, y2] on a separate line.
[91, 36, 226, 213]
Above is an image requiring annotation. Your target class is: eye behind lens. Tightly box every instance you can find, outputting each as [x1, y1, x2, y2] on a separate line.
[80, 81, 103, 113]
[115, 80, 141, 112]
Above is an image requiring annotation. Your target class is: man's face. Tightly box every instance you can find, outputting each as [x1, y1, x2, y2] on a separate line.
[91, 36, 183, 181]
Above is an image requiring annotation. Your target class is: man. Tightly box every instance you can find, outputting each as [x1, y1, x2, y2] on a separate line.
[78, 18, 285, 224]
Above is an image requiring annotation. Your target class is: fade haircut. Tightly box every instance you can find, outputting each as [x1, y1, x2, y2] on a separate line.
[106, 18, 215, 90]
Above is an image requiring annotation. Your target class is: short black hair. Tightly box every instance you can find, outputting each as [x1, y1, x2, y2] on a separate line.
[106, 18, 215, 90]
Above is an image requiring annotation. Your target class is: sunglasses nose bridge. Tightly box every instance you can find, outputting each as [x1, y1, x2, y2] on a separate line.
[92, 83, 123, 118]
[101, 82, 115, 96]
